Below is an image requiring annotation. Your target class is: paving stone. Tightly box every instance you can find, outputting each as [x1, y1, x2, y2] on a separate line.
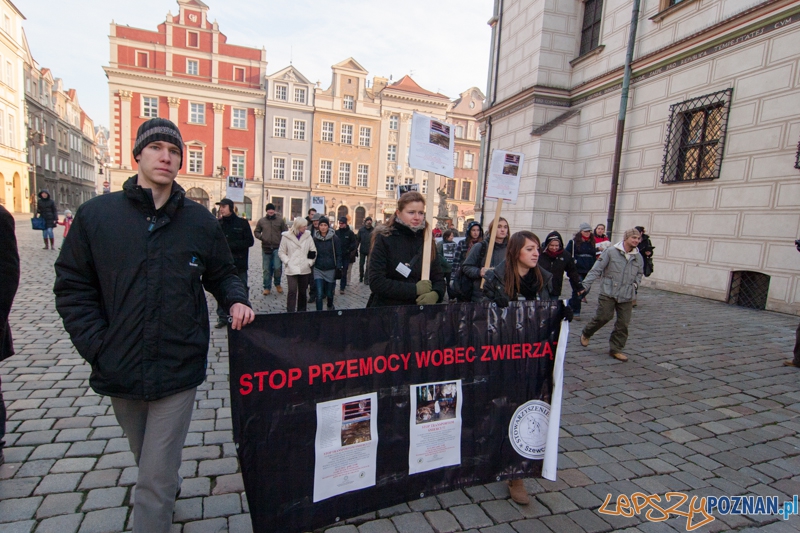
[174, 497, 204, 522]
[50, 458, 96, 473]
[180, 477, 211, 498]
[0, 477, 41, 498]
[481, 500, 523, 523]
[567, 509, 613, 533]
[183, 518, 229, 533]
[408, 496, 440, 512]
[449, 504, 493, 529]
[77, 469, 120, 490]
[77, 507, 128, 533]
[211, 473, 243, 495]
[81, 487, 127, 511]
[2, 447, 33, 463]
[14, 459, 55, 477]
[358, 519, 398, 533]
[510, 518, 555, 533]
[33, 513, 84, 533]
[464, 485, 494, 503]
[180, 460, 198, 479]
[118, 467, 138, 486]
[36, 492, 83, 519]
[423, 510, 461, 533]
[15, 431, 58, 446]
[391, 512, 434, 533]
[325, 526, 359, 533]
[0, 520, 36, 532]
[197, 458, 238, 477]
[34, 473, 82, 495]
[64, 441, 106, 457]
[228, 514, 253, 533]
[55, 429, 93, 443]
[0, 496, 42, 523]
[537, 491, 579, 514]
[94, 452, 135, 470]
[436, 490, 470, 508]
[203, 493, 242, 518]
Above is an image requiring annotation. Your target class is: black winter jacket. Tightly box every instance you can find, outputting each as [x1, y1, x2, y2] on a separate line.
[0, 205, 19, 362]
[357, 225, 374, 255]
[566, 236, 596, 274]
[37, 190, 58, 228]
[219, 213, 254, 272]
[313, 230, 342, 272]
[336, 226, 357, 263]
[482, 261, 554, 306]
[538, 231, 583, 298]
[54, 176, 250, 401]
[368, 222, 445, 307]
[461, 238, 507, 302]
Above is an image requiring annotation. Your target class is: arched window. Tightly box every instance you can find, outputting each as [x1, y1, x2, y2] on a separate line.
[337, 205, 349, 223]
[186, 187, 209, 209]
[354, 206, 366, 228]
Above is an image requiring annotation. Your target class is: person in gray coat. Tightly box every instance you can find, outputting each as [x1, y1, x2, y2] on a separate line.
[579, 228, 644, 362]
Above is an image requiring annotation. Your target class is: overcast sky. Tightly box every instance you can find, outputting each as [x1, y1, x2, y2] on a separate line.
[17, 0, 493, 129]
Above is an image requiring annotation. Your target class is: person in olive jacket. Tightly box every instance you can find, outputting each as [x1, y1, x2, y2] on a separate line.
[538, 231, 583, 304]
[0, 205, 20, 466]
[36, 189, 58, 249]
[367, 191, 445, 307]
[54, 118, 254, 533]
[356, 216, 374, 283]
[213, 198, 254, 327]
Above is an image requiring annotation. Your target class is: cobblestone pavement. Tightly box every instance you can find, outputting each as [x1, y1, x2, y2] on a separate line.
[2, 215, 799, 533]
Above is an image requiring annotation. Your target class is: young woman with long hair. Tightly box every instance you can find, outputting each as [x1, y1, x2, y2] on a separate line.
[367, 191, 445, 307]
[460, 217, 510, 302]
[482, 231, 553, 306]
[312, 217, 342, 310]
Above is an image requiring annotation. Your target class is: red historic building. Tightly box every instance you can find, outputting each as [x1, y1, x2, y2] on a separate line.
[104, 0, 268, 218]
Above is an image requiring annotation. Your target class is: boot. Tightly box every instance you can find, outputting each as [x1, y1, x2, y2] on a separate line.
[50, 238, 55, 249]
[508, 479, 529, 505]
[43, 239, 49, 249]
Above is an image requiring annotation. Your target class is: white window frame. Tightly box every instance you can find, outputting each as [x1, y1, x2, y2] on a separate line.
[273, 117, 287, 138]
[455, 125, 464, 138]
[187, 59, 199, 76]
[293, 120, 306, 141]
[230, 153, 246, 178]
[464, 152, 474, 170]
[385, 176, 395, 191]
[321, 121, 334, 142]
[189, 102, 205, 124]
[232, 108, 247, 129]
[340, 124, 353, 144]
[388, 145, 397, 162]
[274, 84, 288, 101]
[343, 95, 354, 110]
[319, 160, 332, 184]
[357, 164, 369, 188]
[8, 114, 14, 149]
[294, 87, 306, 104]
[188, 149, 204, 174]
[338, 162, 351, 185]
[291, 159, 305, 181]
[453, 151, 460, 168]
[142, 96, 158, 118]
[389, 115, 399, 130]
[359, 126, 371, 147]
[273, 157, 286, 180]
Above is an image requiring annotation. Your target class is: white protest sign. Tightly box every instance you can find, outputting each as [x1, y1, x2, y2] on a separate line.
[486, 150, 524, 204]
[311, 196, 325, 214]
[408, 112, 454, 178]
[225, 175, 245, 203]
[396, 183, 420, 200]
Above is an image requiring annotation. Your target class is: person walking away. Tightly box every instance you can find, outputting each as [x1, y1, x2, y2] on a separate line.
[254, 203, 287, 295]
[461, 218, 510, 302]
[634, 226, 655, 307]
[565, 223, 596, 320]
[367, 191, 445, 307]
[538, 231, 583, 305]
[784, 239, 800, 368]
[36, 189, 58, 249]
[57, 209, 73, 238]
[593, 224, 610, 259]
[278, 217, 316, 312]
[0, 205, 20, 466]
[481, 230, 555, 505]
[436, 229, 457, 300]
[578, 228, 644, 362]
[357, 217, 375, 283]
[335, 216, 357, 294]
[312, 217, 342, 310]
[214, 198, 254, 328]
[54, 117, 254, 533]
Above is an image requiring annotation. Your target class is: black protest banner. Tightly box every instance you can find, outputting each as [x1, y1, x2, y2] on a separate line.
[229, 301, 566, 533]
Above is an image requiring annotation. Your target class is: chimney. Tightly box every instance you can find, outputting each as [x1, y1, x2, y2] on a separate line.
[372, 76, 388, 93]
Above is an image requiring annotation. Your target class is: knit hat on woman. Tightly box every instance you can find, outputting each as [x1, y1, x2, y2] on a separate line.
[132, 118, 184, 168]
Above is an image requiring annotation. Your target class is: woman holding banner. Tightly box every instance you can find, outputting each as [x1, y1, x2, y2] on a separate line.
[460, 218, 510, 302]
[367, 191, 445, 307]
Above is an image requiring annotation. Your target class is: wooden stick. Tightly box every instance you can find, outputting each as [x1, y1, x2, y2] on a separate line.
[421, 171, 436, 281]
[480, 198, 503, 289]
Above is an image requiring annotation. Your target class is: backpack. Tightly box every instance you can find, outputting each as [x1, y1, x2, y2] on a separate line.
[450, 242, 487, 302]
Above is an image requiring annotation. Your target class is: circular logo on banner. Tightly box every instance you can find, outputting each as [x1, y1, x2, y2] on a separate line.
[509, 400, 550, 459]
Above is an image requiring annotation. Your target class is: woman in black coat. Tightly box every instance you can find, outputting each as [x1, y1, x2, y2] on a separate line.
[564, 223, 596, 319]
[367, 191, 445, 307]
[483, 231, 554, 306]
[460, 218, 509, 302]
[312, 217, 342, 310]
[538, 231, 583, 302]
[36, 190, 58, 249]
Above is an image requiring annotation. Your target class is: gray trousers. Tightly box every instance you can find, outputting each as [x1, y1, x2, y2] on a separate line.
[111, 387, 196, 533]
[582, 294, 634, 354]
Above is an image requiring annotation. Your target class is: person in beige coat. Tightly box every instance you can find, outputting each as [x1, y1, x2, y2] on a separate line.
[278, 217, 317, 312]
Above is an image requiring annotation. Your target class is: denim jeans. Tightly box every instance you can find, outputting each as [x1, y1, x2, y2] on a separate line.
[315, 278, 335, 310]
[42, 227, 54, 239]
[262, 250, 282, 290]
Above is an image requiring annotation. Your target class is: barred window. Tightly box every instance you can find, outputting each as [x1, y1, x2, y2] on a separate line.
[661, 89, 732, 184]
[319, 160, 332, 184]
[579, 0, 603, 56]
[339, 162, 351, 185]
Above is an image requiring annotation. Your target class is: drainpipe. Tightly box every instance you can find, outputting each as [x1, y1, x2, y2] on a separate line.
[478, 0, 503, 226]
[261, 78, 268, 218]
[607, 0, 642, 240]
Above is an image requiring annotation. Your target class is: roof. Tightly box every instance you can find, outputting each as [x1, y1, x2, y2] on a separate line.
[386, 75, 448, 99]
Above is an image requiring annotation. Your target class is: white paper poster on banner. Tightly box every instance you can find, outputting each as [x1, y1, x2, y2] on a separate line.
[396, 183, 420, 200]
[408, 380, 462, 475]
[408, 112, 454, 178]
[313, 393, 378, 502]
[311, 196, 325, 214]
[486, 150, 524, 204]
[226, 176, 245, 203]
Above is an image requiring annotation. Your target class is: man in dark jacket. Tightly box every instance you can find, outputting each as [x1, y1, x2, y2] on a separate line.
[538, 231, 584, 306]
[254, 203, 288, 295]
[356, 216, 374, 283]
[0, 205, 20, 466]
[336, 216, 357, 293]
[214, 198, 254, 328]
[36, 189, 58, 249]
[54, 118, 254, 533]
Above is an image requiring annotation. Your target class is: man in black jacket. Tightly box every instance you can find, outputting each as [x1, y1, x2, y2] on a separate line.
[214, 198, 254, 328]
[0, 205, 20, 466]
[335, 216, 357, 293]
[54, 118, 254, 533]
[356, 217, 374, 283]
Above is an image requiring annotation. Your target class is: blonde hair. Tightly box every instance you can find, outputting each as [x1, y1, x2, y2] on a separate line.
[290, 217, 308, 236]
[623, 228, 641, 240]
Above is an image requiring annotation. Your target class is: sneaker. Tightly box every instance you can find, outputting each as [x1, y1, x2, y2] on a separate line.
[580, 334, 590, 347]
[508, 479, 529, 505]
[275, 286, 283, 294]
[214, 320, 227, 329]
[784, 360, 800, 368]
[262, 289, 270, 296]
[610, 352, 628, 362]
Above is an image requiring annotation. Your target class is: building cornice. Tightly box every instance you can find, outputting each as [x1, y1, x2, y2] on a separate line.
[104, 67, 265, 98]
[381, 89, 451, 107]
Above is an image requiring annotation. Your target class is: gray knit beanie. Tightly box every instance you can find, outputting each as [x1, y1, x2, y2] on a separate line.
[132, 118, 184, 168]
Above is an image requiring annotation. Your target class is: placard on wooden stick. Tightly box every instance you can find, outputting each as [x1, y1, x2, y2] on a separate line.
[481, 150, 524, 287]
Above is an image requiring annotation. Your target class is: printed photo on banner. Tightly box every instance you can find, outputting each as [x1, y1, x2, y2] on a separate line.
[429, 120, 451, 149]
[313, 392, 379, 502]
[397, 183, 419, 200]
[502, 154, 521, 176]
[409, 380, 462, 475]
[408, 112, 455, 178]
[226, 175, 245, 203]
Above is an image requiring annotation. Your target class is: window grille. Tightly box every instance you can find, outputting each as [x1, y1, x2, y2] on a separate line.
[728, 271, 769, 310]
[660, 89, 732, 184]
